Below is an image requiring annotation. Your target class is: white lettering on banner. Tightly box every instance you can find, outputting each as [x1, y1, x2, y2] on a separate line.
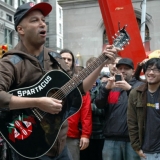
[17, 76, 52, 97]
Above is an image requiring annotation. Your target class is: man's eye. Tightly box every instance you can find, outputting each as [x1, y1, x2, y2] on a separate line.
[31, 19, 37, 22]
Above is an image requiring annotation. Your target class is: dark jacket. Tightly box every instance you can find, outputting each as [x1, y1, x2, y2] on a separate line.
[0, 41, 79, 159]
[127, 83, 149, 151]
[95, 77, 143, 141]
[90, 81, 105, 139]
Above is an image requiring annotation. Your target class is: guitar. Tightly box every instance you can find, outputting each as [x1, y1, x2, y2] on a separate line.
[0, 26, 130, 159]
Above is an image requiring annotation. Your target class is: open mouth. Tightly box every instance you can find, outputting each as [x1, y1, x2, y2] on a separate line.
[39, 30, 46, 36]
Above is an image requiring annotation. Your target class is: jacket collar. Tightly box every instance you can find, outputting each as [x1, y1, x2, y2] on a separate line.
[136, 83, 148, 92]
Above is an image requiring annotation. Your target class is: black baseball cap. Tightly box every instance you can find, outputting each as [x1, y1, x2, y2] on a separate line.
[116, 58, 134, 69]
[14, 2, 52, 31]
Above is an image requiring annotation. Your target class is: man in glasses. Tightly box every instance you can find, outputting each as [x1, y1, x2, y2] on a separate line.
[128, 58, 160, 160]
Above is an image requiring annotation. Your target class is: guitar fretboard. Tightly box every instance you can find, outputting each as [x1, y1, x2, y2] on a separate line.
[60, 54, 106, 97]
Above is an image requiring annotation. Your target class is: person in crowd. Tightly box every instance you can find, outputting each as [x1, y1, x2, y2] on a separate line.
[80, 57, 105, 160]
[0, 1, 117, 160]
[134, 58, 148, 82]
[76, 66, 84, 74]
[60, 49, 92, 160]
[59, 49, 78, 76]
[95, 58, 143, 160]
[99, 73, 109, 83]
[127, 58, 160, 160]
[108, 56, 122, 76]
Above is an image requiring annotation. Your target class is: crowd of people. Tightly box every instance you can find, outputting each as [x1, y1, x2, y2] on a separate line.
[0, 1, 160, 160]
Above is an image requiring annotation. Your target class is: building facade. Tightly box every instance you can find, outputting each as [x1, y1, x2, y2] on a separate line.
[0, 0, 160, 66]
[43, 0, 63, 52]
[58, 0, 160, 66]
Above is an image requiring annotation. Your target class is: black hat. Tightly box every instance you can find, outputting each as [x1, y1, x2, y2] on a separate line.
[116, 58, 134, 69]
[14, 2, 52, 31]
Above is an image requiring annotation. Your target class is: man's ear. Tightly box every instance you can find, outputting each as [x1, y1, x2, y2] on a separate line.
[17, 25, 24, 35]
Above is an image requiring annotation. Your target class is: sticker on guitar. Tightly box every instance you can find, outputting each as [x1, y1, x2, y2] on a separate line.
[8, 115, 36, 142]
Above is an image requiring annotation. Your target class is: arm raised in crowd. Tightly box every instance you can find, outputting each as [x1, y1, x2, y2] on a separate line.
[83, 45, 118, 92]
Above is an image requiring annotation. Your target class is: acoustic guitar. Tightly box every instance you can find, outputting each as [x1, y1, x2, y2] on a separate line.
[0, 26, 130, 159]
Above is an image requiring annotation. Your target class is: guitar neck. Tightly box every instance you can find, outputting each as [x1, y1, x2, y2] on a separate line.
[59, 54, 106, 97]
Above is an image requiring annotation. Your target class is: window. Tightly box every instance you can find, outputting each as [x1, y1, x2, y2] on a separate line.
[59, 8, 62, 19]
[46, 22, 49, 32]
[6, 14, 12, 22]
[4, 0, 12, 6]
[45, 38, 49, 47]
[4, 28, 13, 45]
[0, 23, 5, 32]
[18, 0, 25, 6]
[59, 38, 62, 48]
[137, 18, 150, 41]
[59, 23, 62, 34]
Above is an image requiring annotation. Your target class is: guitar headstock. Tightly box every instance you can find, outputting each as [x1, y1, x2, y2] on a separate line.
[112, 25, 130, 50]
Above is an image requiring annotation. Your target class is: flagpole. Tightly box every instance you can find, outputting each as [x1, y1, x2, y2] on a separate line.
[140, 0, 146, 46]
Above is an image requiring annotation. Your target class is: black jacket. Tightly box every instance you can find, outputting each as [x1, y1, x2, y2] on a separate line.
[95, 77, 143, 141]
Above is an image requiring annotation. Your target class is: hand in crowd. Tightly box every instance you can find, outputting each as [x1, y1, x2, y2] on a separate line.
[114, 74, 132, 90]
[102, 45, 120, 65]
[105, 74, 132, 91]
[79, 137, 89, 150]
[37, 97, 62, 114]
[139, 58, 148, 66]
[115, 80, 132, 91]
[105, 76, 115, 89]
[136, 150, 146, 159]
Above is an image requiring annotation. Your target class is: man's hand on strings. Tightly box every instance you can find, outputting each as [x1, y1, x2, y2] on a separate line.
[37, 97, 62, 114]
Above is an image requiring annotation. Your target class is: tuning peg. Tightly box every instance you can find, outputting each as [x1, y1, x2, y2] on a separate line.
[127, 42, 130, 45]
[115, 33, 118, 37]
[112, 36, 115, 39]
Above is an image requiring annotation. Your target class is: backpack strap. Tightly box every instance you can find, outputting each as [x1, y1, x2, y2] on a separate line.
[48, 52, 71, 77]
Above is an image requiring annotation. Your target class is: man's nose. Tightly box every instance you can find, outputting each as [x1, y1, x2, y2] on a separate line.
[149, 69, 154, 73]
[40, 20, 46, 27]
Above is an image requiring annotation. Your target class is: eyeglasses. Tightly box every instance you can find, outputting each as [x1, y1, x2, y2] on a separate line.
[145, 67, 160, 73]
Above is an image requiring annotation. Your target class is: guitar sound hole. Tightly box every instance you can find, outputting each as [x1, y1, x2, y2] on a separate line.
[47, 88, 65, 101]
[47, 89, 57, 98]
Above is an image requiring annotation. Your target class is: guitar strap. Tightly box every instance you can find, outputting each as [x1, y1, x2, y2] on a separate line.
[48, 51, 72, 78]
